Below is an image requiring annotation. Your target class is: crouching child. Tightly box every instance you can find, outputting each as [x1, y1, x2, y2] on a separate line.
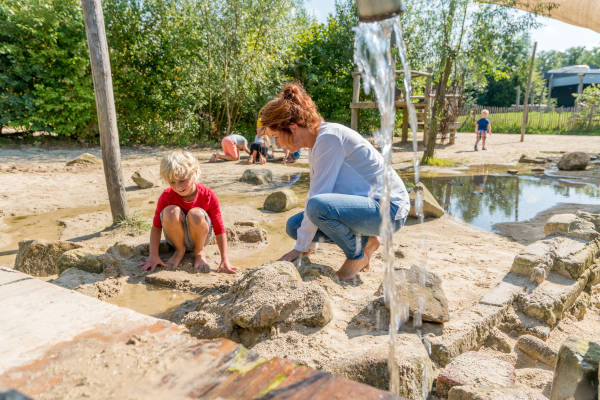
[140, 151, 237, 274]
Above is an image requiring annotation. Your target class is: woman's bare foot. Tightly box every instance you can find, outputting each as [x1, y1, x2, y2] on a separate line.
[193, 252, 210, 273]
[361, 236, 381, 272]
[166, 249, 185, 269]
[248, 157, 254, 165]
[336, 255, 369, 281]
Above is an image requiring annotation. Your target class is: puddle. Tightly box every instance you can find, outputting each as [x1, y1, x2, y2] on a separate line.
[109, 283, 198, 317]
[422, 171, 600, 232]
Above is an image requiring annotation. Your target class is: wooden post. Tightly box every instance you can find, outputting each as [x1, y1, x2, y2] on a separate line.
[547, 74, 553, 111]
[575, 73, 585, 111]
[520, 41, 537, 142]
[515, 86, 521, 110]
[351, 72, 360, 131]
[402, 107, 409, 143]
[81, 0, 129, 223]
[423, 68, 432, 146]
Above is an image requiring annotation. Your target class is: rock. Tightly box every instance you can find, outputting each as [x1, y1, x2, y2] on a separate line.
[550, 337, 600, 400]
[56, 248, 107, 274]
[571, 291, 590, 321]
[237, 227, 267, 243]
[332, 334, 434, 399]
[557, 152, 589, 171]
[545, 213, 598, 241]
[544, 214, 579, 237]
[516, 334, 557, 367]
[50, 268, 124, 300]
[14, 239, 82, 276]
[519, 154, 546, 164]
[175, 262, 333, 344]
[131, 171, 154, 189]
[507, 169, 519, 175]
[485, 328, 512, 353]
[240, 169, 273, 185]
[65, 152, 102, 166]
[436, 351, 515, 398]
[382, 265, 449, 323]
[448, 384, 547, 400]
[263, 189, 298, 212]
[409, 182, 444, 218]
[531, 167, 545, 173]
[233, 221, 259, 228]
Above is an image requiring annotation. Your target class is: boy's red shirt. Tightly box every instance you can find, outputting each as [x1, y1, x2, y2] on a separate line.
[152, 183, 225, 235]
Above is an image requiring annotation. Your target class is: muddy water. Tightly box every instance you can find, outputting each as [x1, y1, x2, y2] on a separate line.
[109, 283, 199, 317]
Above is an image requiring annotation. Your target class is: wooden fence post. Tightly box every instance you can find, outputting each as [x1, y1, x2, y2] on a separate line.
[521, 42, 537, 142]
[351, 72, 360, 132]
[81, 0, 129, 223]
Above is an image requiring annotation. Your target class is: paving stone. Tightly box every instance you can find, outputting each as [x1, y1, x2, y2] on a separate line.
[516, 334, 557, 367]
[436, 351, 515, 398]
[478, 274, 530, 307]
[427, 303, 510, 367]
[448, 384, 546, 400]
[517, 271, 590, 327]
[550, 337, 600, 400]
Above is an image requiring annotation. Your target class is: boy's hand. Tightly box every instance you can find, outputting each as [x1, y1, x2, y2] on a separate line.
[139, 255, 166, 272]
[217, 259, 237, 274]
[279, 249, 304, 262]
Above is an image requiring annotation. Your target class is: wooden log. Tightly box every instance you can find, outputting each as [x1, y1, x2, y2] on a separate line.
[81, 0, 129, 223]
[351, 73, 361, 131]
[521, 42, 537, 142]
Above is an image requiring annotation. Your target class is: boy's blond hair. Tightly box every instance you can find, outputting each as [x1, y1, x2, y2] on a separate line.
[160, 151, 200, 183]
[481, 109, 490, 116]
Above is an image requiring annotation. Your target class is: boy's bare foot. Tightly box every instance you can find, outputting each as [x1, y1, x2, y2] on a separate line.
[361, 236, 381, 272]
[210, 154, 217, 162]
[166, 249, 185, 269]
[193, 252, 210, 273]
[259, 155, 266, 165]
[336, 255, 369, 281]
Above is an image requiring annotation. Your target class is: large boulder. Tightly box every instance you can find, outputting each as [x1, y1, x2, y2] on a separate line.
[550, 337, 600, 400]
[14, 239, 81, 276]
[557, 152, 589, 171]
[240, 169, 273, 185]
[264, 189, 298, 212]
[409, 182, 444, 218]
[131, 171, 154, 189]
[66, 153, 102, 166]
[173, 262, 333, 345]
[436, 351, 516, 398]
[381, 265, 450, 323]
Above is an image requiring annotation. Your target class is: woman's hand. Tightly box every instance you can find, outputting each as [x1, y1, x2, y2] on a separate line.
[139, 254, 166, 272]
[217, 259, 238, 274]
[278, 249, 304, 263]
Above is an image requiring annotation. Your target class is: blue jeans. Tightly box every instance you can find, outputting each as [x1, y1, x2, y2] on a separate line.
[286, 193, 406, 260]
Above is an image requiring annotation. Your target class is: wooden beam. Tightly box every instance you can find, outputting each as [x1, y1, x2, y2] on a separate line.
[81, 0, 129, 223]
[351, 73, 360, 131]
[521, 42, 537, 142]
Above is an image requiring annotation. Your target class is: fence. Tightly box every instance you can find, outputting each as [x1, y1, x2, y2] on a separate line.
[459, 105, 600, 134]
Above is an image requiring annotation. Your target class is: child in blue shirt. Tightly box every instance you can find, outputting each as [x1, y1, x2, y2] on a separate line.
[474, 109, 492, 151]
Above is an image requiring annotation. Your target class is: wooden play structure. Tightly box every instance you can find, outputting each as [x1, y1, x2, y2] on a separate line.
[350, 69, 462, 145]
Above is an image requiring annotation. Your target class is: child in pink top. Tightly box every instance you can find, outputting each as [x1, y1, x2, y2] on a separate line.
[140, 151, 237, 273]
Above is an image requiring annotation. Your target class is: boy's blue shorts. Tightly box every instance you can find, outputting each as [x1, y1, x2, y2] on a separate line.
[291, 151, 301, 160]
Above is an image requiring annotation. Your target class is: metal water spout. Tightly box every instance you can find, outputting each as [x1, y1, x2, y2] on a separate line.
[356, 0, 403, 22]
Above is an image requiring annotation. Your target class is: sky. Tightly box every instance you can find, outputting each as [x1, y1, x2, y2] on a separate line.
[304, 0, 600, 52]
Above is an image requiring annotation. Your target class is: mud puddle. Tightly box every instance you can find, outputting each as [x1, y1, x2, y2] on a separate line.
[109, 283, 199, 317]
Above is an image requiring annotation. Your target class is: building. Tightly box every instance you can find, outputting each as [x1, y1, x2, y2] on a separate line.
[546, 65, 600, 107]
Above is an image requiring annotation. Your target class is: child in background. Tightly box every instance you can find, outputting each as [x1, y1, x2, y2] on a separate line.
[140, 151, 237, 274]
[474, 109, 492, 151]
[249, 118, 269, 164]
[210, 133, 250, 162]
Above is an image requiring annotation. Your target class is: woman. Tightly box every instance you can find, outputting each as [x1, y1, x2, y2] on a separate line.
[260, 82, 410, 280]
[210, 133, 250, 162]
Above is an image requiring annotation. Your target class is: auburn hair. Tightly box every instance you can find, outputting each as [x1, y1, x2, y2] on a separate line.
[259, 82, 322, 135]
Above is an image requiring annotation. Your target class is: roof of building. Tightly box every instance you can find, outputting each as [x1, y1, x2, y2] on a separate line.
[546, 65, 600, 87]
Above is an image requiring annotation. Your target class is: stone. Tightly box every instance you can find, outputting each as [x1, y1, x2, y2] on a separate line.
[382, 265, 449, 323]
[545, 213, 598, 241]
[240, 169, 273, 185]
[479, 274, 530, 307]
[519, 154, 546, 164]
[448, 385, 546, 400]
[516, 334, 557, 367]
[428, 303, 510, 367]
[586, 263, 600, 291]
[14, 239, 82, 276]
[65, 152, 102, 166]
[56, 248, 107, 274]
[571, 291, 590, 320]
[507, 169, 519, 175]
[531, 167, 545, 173]
[233, 221, 259, 228]
[550, 337, 600, 400]
[145, 269, 235, 293]
[517, 271, 590, 327]
[50, 267, 124, 300]
[485, 328, 512, 353]
[174, 262, 333, 344]
[409, 182, 444, 218]
[510, 239, 554, 282]
[263, 189, 298, 212]
[331, 334, 434, 399]
[557, 152, 589, 171]
[237, 227, 267, 243]
[131, 171, 154, 189]
[545, 214, 579, 237]
[436, 351, 515, 398]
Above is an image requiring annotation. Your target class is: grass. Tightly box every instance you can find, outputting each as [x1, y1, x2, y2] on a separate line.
[421, 157, 457, 167]
[114, 213, 151, 233]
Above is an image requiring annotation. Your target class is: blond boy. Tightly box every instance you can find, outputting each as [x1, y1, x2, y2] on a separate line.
[475, 109, 492, 151]
[140, 151, 236, 273]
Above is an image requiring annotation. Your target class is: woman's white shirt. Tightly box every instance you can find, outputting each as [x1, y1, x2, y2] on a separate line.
[294, 122, 410, 252]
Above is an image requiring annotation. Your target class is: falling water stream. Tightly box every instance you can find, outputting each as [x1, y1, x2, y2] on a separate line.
[354, 16, 428, 397]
